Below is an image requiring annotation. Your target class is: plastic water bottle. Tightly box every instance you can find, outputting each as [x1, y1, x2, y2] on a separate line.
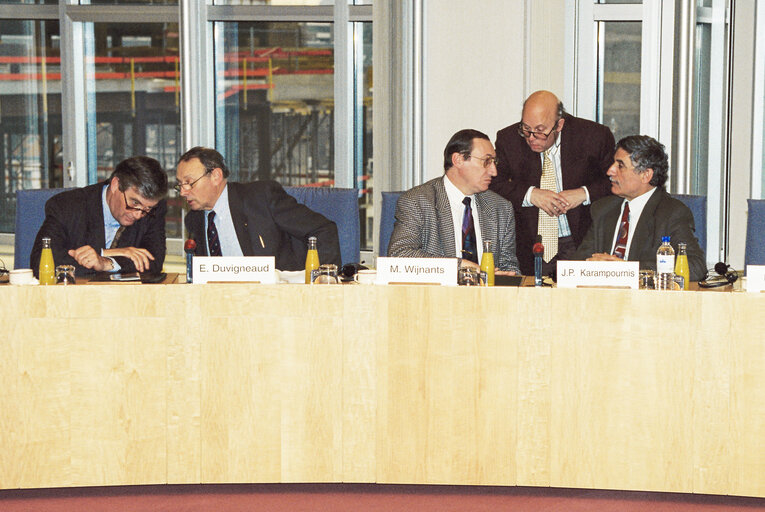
[655, 236, 675, 290]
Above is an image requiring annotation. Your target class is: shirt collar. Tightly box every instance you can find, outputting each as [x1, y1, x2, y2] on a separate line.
[102, 184, 120, 228]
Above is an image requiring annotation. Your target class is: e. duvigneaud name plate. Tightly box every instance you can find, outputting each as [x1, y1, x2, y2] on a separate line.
[557, 260, 639, 289]
[746, 265, 765, 292]
[376, 257, 457, 286]
[192, 256, 276, 284]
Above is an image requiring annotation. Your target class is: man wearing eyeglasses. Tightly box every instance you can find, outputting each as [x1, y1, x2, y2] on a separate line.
[175, 146, 341, 269]
[388, 129, 520, 274]
[31, 156, 168, 277]
[491, 90, 615, 276]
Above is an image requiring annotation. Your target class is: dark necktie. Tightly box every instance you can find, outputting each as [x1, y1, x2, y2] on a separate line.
[461, 197, 478, 264]
[109, 226, 125, 249]
[207, 210, 222, 256]
[612, 202, 630, 259]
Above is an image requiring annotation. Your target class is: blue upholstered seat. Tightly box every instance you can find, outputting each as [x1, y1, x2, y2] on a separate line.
[14, 188, 70, 270]
[671, 193, 707, 252]
[745, 199, 765, 267]
[378, 191, 403, 257]
[284, 187, 361, 265]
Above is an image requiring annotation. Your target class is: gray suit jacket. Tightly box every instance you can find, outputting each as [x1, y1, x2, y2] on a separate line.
[574, 187, 706, 281]
[388, 177, 520, 273]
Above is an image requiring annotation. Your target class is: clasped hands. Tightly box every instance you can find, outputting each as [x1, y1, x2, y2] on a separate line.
[531, 187, 586, 217]
[68, 245, 155, 273]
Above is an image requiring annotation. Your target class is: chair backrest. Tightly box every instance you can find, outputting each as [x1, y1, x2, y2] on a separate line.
[14, 188, 70, 270]
[671, 193, 707, 252]
[745, 199, 765, 267]
[378, 191, 403, 257]
[284, 186, 360, 265]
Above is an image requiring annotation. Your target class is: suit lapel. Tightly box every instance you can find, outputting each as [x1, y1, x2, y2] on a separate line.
[628, 188, 662, 260]
[88, 183, 107, 249]
[475, 192, 496, 250]
[227, 183, 255, 256]
[434, 178, 456, 257]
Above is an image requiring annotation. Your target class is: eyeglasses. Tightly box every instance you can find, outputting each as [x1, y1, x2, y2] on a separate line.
[517, 118, 561, 140]
[174, 170, 211, 192]
[122, 191, 156, 217]
[466, 154, 499, 168]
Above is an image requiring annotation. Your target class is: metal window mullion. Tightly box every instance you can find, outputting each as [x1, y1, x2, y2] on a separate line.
[181, 0, 214, 151]
[207, 5, 333, 22]
[66, 5, 177, 23]
[753, 1, 765, 199]
[639, 0, 663, 139]
[334, 1, 353, 188]
[60, 1, 88, 188]
[0, 6, 58, 18]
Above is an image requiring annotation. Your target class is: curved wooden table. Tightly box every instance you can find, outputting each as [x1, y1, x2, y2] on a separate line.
[1, 283, 763, 497]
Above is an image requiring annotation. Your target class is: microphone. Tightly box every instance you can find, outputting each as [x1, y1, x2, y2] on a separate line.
[533, 235, 544, 287]
[184, 238, 196, 284]
[699, 261, 738, 288]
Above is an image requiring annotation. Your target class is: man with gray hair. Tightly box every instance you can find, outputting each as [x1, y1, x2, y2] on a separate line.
[574, 135, 706, 281]
[31, 155, 168, 276]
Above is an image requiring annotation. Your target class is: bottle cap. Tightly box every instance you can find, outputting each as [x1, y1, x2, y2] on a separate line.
[661, 236, 670, 243]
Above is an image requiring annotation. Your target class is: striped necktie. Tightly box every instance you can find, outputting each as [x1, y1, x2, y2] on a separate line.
[461, 197, 478, 264]
[109, 226, 125, 249]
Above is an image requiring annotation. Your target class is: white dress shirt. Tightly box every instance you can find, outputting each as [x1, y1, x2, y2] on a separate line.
[206, 184, 244, 257]
[443, 175, 484, 261]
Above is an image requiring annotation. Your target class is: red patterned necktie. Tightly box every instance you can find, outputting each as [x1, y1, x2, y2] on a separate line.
[612, 202, 630, 259]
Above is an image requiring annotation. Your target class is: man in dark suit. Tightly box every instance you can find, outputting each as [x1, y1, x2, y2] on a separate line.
[388, 129, 520, 274]
[31, 156, 168, 277]
[574, 135, 706, 280]
[176, 147, 341, 270]
[491, 90, 614, 275]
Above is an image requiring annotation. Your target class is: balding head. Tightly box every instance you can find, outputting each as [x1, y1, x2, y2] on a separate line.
[519, 90, 565, 153]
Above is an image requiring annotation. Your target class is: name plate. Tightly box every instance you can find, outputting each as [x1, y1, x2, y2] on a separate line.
[557, 260, 639, 289]
[192, 256, 276, 284]
[746, 265, 765, 292]
[376, 257, 457, 286]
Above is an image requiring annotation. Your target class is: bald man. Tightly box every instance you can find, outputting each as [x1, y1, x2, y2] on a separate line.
[490, 91, 615, 276]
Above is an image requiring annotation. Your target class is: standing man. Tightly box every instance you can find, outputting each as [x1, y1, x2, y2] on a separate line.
[31, 156, 168, 277]
[176, 146, 341, 270]
[574, 135, 706, 280]
[491, 90, 614, 275]
[388, 129, 520, 274]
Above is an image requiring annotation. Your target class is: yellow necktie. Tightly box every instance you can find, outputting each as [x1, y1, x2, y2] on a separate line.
[537, 150, 558, 262]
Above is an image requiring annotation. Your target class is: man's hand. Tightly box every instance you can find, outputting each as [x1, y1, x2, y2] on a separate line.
[558, 187, 587, 210]
[586, 252, 623, 262]
[69, 245, 114, 271]
[530, 188, 569, 216]
[103, 247, 155, 273]
[459, 259, 481, 271]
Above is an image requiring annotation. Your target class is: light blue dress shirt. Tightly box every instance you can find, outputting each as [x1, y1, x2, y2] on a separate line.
[206, 184, 244, 257]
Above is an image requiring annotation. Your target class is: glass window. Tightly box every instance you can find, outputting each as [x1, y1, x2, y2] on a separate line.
[213, 21, 334, 186]
[83, 21, 182, 236]
[214, 1, 334, 5]
[692, 22, 712, 195]
[0, 19, 61, 233]
[355, 21, 372, 249]
[597, 21, 641, 143]
[79, 1, 178, 4]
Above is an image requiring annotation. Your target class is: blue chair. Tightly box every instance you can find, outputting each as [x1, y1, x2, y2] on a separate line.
[378, 191, 403, 257]
[745, 199, 765, 267]
[284, 186, 360, 265]
[672, 193, 707, 252]
[14, 188, 70, 270]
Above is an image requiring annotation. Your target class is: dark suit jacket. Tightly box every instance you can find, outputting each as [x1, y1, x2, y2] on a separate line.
[185, 180, 341, 271]
[387, 177, 520, 273]
[573, 188, 707, 281]
[30, 182, 167, 277]
[491, 114, 615, 275]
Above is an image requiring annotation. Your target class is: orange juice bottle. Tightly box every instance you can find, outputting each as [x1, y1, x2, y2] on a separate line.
[38, 237, 56, 285]
[305, 236, 320, 284]
[480, 240, 494, 286]
[674, 242, 690, 290]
